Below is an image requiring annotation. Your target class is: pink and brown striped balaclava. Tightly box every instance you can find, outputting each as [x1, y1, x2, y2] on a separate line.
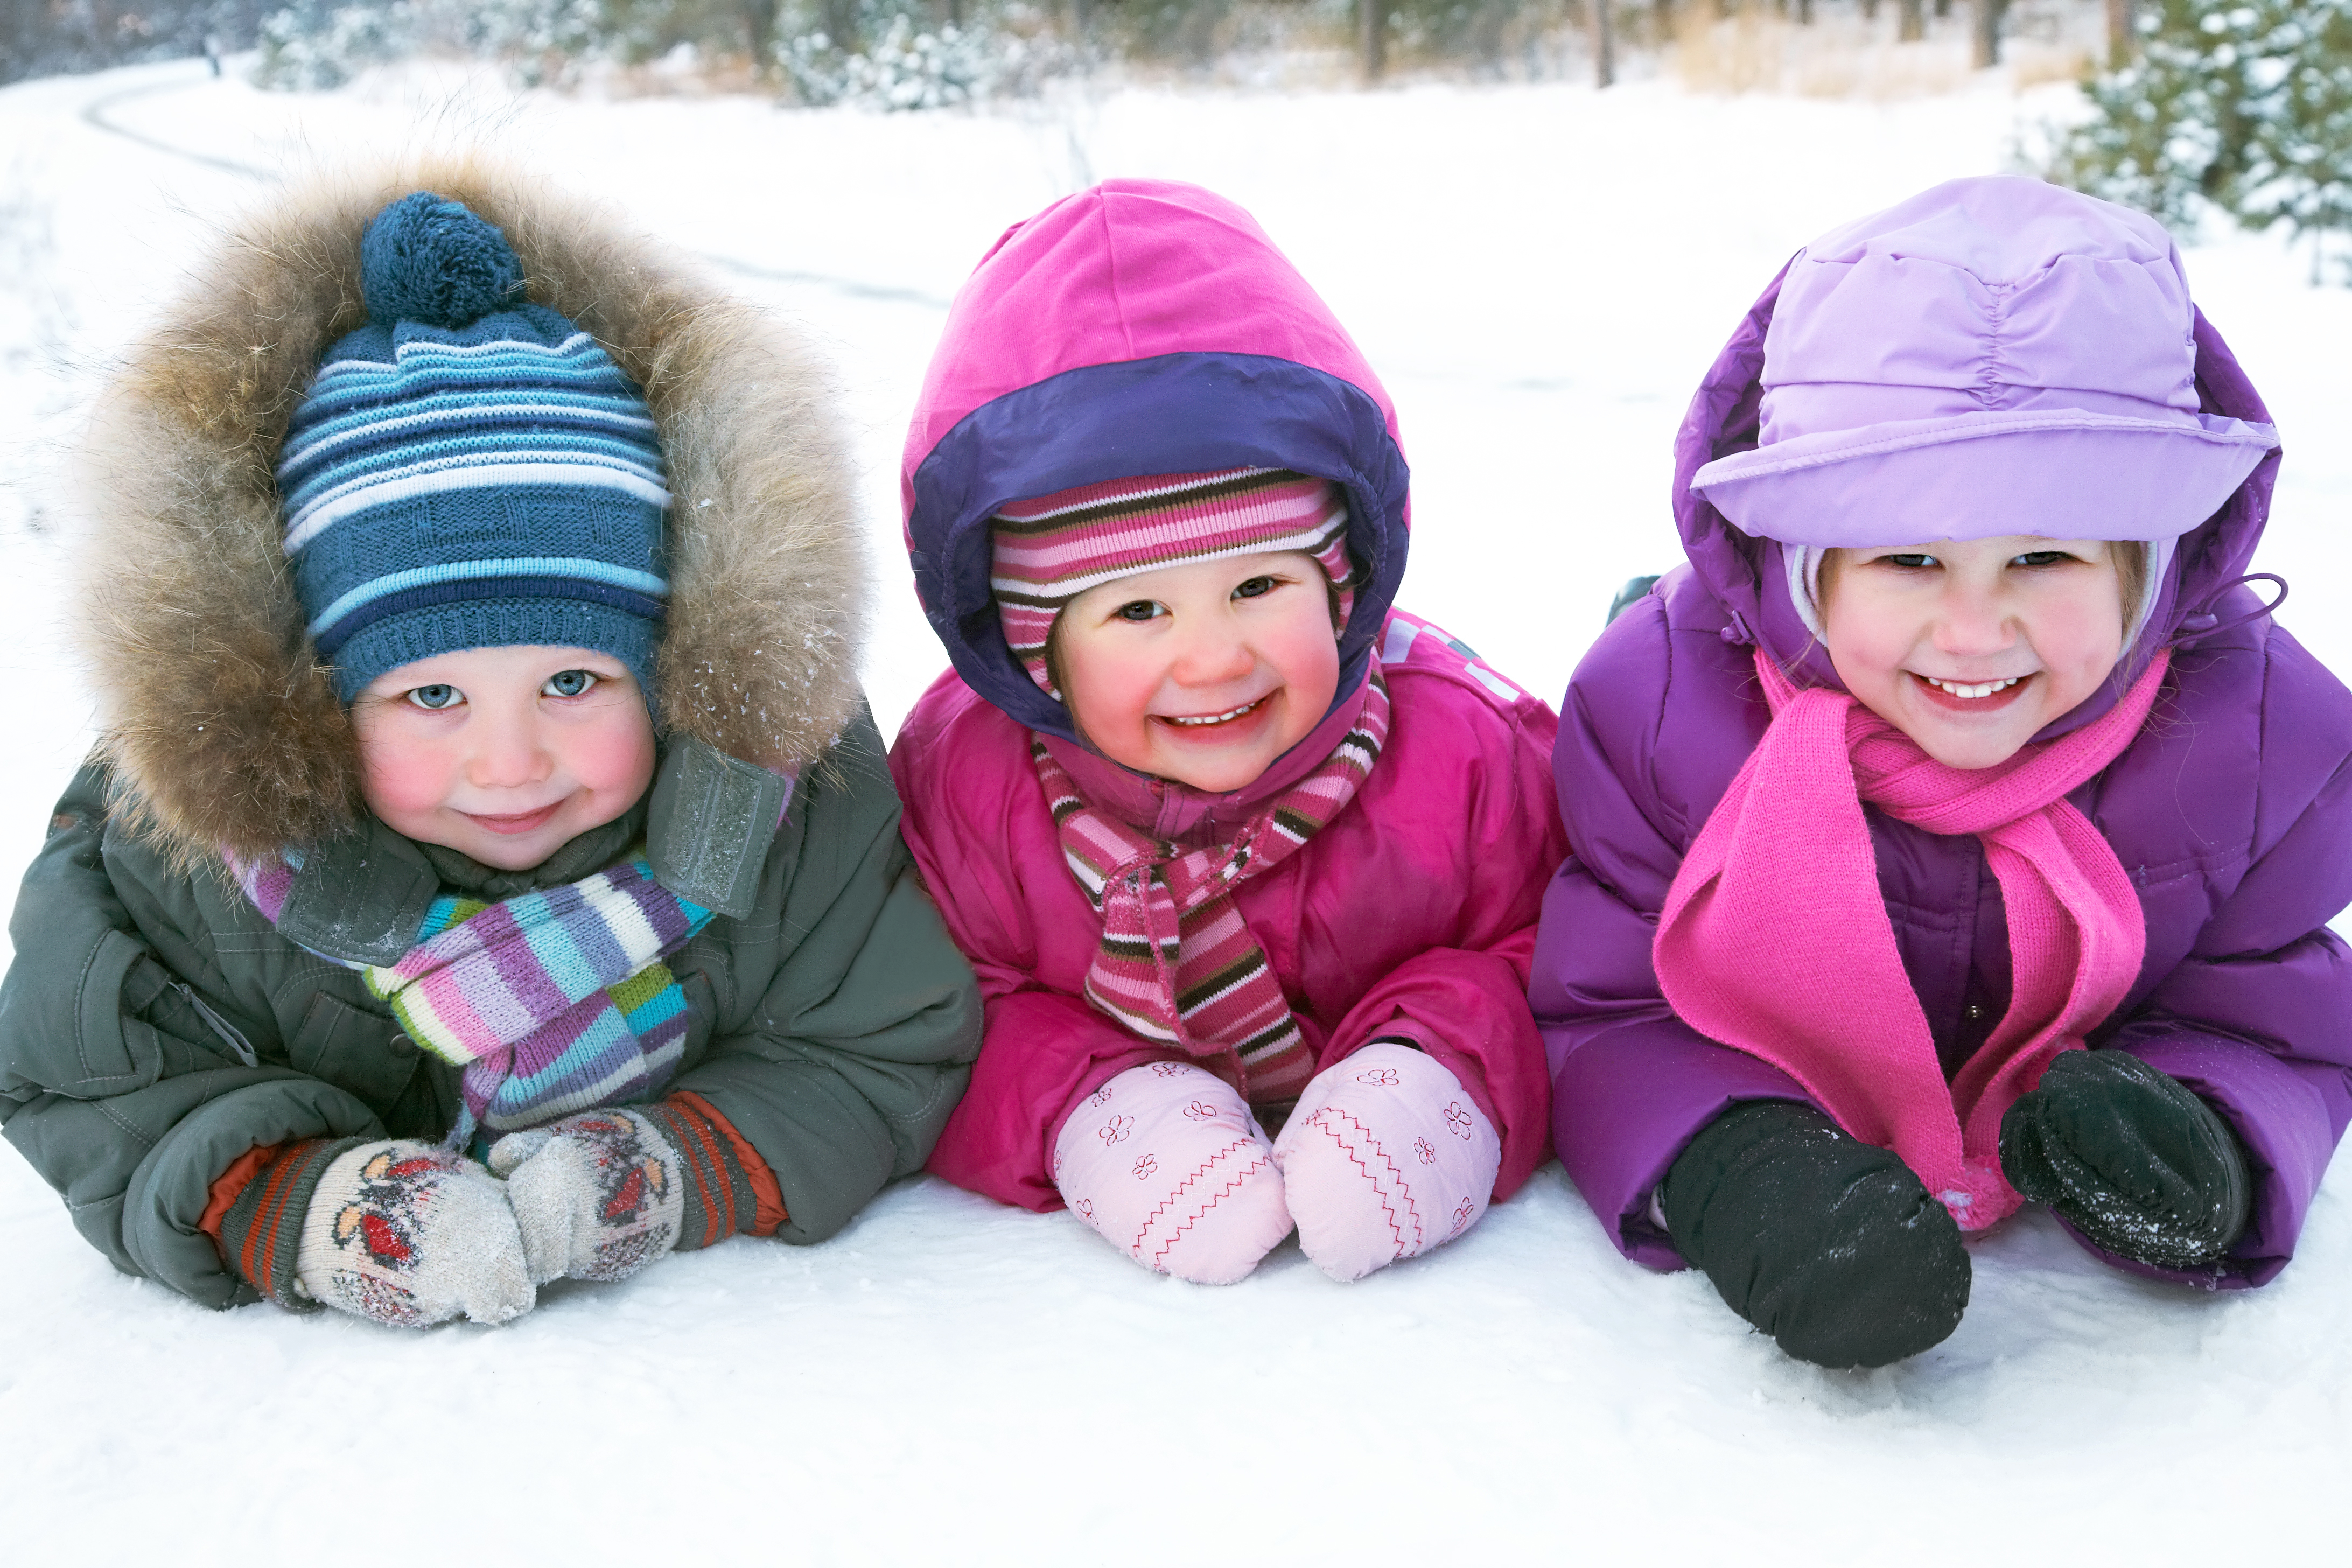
[989, 467, 1355, 698]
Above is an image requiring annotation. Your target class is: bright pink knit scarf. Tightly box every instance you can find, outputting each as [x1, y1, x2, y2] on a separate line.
[1654, 650, 2169, 1230]
[1034, 670, 1390, 1105]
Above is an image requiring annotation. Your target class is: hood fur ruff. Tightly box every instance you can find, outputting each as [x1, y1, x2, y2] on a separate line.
[75, 154, 867, 864]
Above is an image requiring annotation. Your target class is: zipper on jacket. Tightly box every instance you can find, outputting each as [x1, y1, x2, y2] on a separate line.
[176, 983, 258, 1067]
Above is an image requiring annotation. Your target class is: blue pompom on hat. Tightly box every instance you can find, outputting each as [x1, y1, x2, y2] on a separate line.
[277, 192, 671, 703]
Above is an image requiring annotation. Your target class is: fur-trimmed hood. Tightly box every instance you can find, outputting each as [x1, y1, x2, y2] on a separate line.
[74, 154, 866, 863]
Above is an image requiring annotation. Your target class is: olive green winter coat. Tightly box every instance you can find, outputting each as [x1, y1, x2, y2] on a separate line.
[0, 157, 981, 1310]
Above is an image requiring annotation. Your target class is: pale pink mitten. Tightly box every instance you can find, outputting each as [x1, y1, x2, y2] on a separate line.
[291, 1141, 535, 1327]
[1052, 1061, 1293, 1284]
[1272, 1039, 1503, 1282]
[488, 1109, 687, 1286]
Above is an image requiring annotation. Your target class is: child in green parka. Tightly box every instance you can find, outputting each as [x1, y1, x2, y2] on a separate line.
[0, 163, 982, 1328]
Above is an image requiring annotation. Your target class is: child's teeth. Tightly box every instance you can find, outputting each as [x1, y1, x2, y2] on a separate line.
[1928, 676, 2021, 700]
[1170, 699, 1258, 726]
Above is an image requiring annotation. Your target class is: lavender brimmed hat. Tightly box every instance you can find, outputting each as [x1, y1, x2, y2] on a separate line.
[1690, 178, 2277, 582]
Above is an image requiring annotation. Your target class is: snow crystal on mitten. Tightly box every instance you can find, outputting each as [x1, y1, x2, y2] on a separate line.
[1052, 1061, 1293, 1285]
[489, 1109, 688, 1285]
[293, 1141, 534, 1327]
[1998, 1048, 2251, 1270]
[1272, 1040, 1502, 1282]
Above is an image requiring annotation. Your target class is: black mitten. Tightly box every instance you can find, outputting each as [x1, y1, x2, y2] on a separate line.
[1999, 1049, 2251, 1270]
[1663, 1101, 1970, 1369]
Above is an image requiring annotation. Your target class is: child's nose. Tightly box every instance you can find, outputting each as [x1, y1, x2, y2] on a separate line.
[1933, 585, 2016, 655]
[465, 725, 552, 790]
[1169, 621, 1256, 686]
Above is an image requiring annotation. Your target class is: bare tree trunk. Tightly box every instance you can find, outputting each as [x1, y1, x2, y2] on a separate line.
[2105, 0, 2134, 65]
[1592, 0, 1614, 87]
[1654, 0, 1676, 41]
[1796, 0, 1812, 23]
[821, 0, 860, 52]
[1934, 0, 1951, 17]
[744, 0, 779, 73]
[1971, 0, 2004, 67]
[1899, 0, 1923, 41]
[1861, 0, 1878, 19]
[1360, 0, 1385, 81]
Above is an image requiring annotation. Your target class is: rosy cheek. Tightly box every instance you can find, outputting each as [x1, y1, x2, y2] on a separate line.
[1822, 604, 1894, 682]
[1064, 643, 1163, 743]
[1270, 622, 1340, 706]
[356, 725, 457, 829]
[563, 710, 658, 801]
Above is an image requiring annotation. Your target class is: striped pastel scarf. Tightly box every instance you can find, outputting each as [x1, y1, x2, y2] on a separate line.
[232, 851, 714, 1151]
[1034, 671, 1390, 1104]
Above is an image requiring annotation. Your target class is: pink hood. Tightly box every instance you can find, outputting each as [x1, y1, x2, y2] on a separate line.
[900, 179, 1413, 747]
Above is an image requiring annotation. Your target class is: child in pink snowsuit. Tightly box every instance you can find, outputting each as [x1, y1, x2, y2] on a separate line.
[891, 180, 1565, 1284]
[1534, 177, 2352, 1368]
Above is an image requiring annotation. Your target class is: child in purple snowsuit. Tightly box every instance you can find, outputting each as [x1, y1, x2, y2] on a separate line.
[1532, 176, 2352, 1368]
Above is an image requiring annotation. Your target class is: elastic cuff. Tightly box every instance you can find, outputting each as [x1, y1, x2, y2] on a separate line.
[670, 1090, 788, 1237]
[218, 1136, 367, 1311]
[643, 1097, 766, 1250]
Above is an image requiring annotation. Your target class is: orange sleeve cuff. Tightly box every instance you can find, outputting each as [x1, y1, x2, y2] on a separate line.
[669, 1090, 788, 1236]
[198, 1142, 286, 1243]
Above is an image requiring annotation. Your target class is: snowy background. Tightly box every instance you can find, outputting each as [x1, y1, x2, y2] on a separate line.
[2, 54, 2348, 1563]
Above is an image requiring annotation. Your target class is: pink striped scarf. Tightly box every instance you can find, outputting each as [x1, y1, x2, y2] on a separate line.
[1653, 650, 2168, 1230]
[1034, 671, 1390, 1104]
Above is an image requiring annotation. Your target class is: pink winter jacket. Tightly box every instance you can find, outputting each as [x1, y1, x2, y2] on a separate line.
[890, 178, 1563, 1213]
[892, 615, 1563, 1212]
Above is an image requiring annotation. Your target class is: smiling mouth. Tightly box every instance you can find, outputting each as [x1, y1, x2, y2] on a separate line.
[1156, 696, 1269, 729]
[1912, 673, 2031, 703]
[461, 802, 563, 834]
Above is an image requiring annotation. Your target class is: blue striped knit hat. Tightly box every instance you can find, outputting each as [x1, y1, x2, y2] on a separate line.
[277, 192, 670, 703]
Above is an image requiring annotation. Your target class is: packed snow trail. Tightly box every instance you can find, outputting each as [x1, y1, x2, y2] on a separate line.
[2, 58, 2348, 1565]
[74, 64, 956, 305]
[81, 74, 274, 178]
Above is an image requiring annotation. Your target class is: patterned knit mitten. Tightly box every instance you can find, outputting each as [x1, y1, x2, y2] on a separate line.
[488, 1100, 761, 1284]
[1272, 1040, 1503, 1282]
[1053, 1061, 1293, 1285]
[269, 1140, 535, 1327]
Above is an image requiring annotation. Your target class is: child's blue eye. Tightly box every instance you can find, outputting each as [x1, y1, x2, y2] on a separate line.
[405, 684, 461, 711]
[1234, 577, 1277, 600]
[1115, 601, 1161, 622]
[543, 669, 598, 698]
[2011, 550, 2075, 569]
[1884, 554, 1940, 570]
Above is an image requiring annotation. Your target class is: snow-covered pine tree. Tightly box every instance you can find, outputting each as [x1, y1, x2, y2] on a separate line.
[2050, 0, 2352, 276]
[2234, 3, 2352, 273]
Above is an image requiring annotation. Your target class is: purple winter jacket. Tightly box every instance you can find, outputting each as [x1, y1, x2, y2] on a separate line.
[1531, 270, 2352, 1289]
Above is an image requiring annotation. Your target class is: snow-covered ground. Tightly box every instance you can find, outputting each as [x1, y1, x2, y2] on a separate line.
[2, 55, 2348, 1564]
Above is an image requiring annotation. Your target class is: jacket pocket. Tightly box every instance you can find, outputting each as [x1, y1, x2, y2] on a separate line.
[50, 930, 163, 1095]
[288, 992, 420, 1115]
